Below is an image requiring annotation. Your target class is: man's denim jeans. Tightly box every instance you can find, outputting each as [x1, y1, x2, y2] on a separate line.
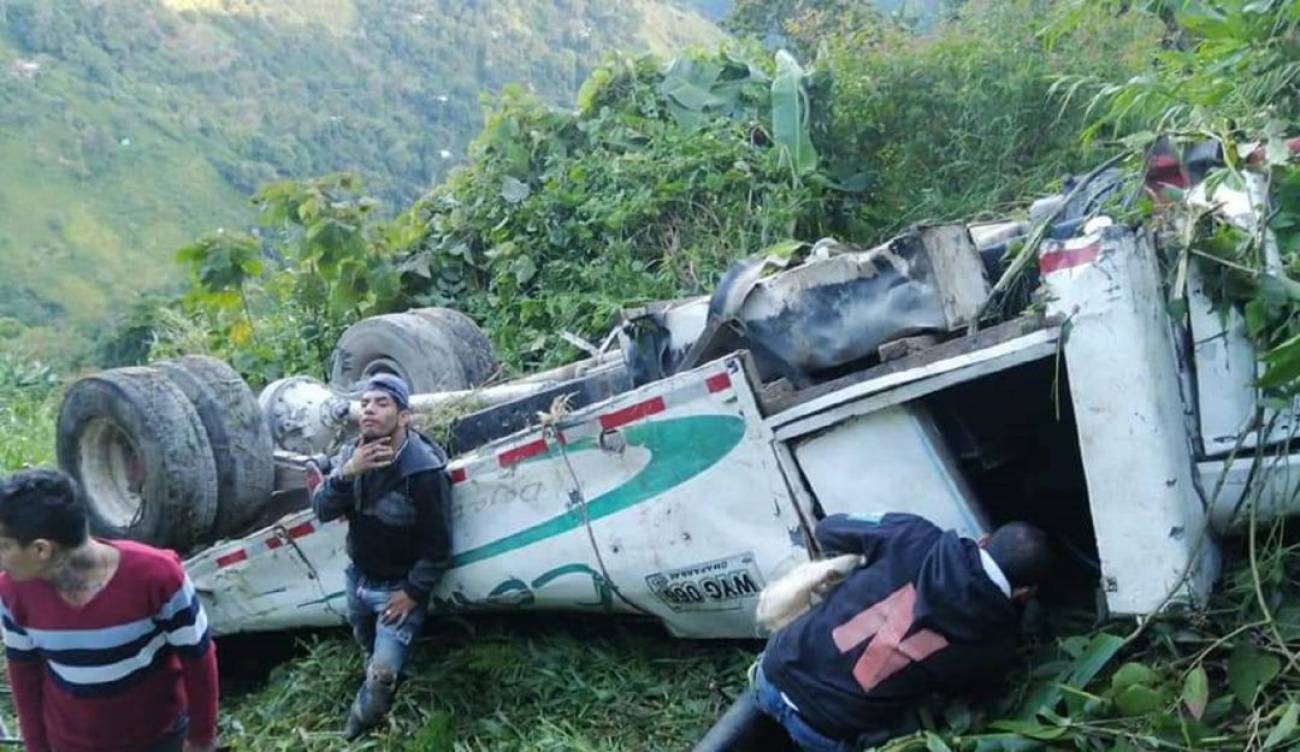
[753, 664, 858, 752]
[345, 566, 425, 675]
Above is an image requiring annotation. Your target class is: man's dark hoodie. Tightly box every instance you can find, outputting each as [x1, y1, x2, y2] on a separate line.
[312, 431, 453, 602]
[762, 513, 1019, 743]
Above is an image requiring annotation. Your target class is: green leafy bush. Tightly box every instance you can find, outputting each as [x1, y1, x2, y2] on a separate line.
[163, 2, 1164, 380]
[397, 48, 861, 371]
[169, 174, 418, 386]
[817, 0, 1161, 232]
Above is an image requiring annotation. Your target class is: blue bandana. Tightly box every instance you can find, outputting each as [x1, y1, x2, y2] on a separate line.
[365, 373, 411, 410]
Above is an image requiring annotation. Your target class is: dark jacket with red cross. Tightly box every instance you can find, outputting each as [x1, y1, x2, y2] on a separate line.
[761, 513, 1020, 742]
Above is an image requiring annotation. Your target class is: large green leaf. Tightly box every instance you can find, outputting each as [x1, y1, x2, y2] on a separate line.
[771, 49, 818, 177]
[761, 239, 806, 264]
[1114, 684, 1164, 717]
[1275, 604, 1300, 641]
[659, 54, 767, 129]
[660, 57, 728, 112]
[1259, 333, 1300, 391]
[1227, 642, 1280, 708]
[175, 233, 263, 299]
[1110, 663, 1157, 694]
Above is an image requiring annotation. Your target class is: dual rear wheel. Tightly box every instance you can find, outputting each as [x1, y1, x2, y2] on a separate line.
[57, 308, 495, 550]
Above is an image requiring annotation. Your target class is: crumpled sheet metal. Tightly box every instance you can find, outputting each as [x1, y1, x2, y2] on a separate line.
[736, 232, 950, 374]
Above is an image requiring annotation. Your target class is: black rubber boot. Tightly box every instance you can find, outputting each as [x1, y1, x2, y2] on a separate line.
[692, 691, 797, 752]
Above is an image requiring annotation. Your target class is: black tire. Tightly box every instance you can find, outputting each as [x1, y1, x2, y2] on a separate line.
[330, 308, 498, 393]
[57, 367, 218, 551]
[157, 356, 274, 538]
[408, 307, 498, 386]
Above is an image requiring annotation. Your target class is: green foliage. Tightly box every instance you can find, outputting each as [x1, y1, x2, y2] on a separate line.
[397, 47, 856, 371]
[164, 174, 422, 385]
[162, 1, 1164, 381]
[177, 233, 263, 307]
[1227, 641, 1280, 709]
[0, 349, 59, 473]
[817, 0, 1161, 233]
[1180, 161, 1300, 396]
[656, 51, 771, 129]
[1054, 0, 1300, 141]
[771, 50, 818, 177]
[724, 0, 904, 58]
[1056, 1, 1300, 394]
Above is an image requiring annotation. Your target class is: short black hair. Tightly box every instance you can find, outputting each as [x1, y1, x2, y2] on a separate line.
[0, 469, 90, 548]
[986, 522, 1052, 589]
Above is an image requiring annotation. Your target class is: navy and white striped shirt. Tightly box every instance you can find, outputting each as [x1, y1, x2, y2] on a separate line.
[0, 540, 218, 752]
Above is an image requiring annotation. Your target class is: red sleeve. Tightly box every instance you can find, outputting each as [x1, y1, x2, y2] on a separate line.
[7, 654, 48, 752]
[181, 640, 219, 746]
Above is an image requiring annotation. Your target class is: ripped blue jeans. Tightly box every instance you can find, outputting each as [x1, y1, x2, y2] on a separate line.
[345, 566, 426, 678]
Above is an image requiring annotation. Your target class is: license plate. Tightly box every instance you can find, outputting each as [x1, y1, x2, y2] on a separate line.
[644, 552, 765, 612]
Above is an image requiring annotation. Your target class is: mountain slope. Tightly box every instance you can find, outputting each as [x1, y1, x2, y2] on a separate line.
[0, 0, 721, 346]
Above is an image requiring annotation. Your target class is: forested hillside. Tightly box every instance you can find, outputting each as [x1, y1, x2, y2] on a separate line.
[0, 0, 721, 356]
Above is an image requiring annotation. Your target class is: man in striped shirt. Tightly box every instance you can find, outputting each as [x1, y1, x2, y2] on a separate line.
[0, 469, 219, 752]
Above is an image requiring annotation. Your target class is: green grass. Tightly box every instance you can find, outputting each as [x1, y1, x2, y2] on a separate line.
[0, 396, 57, 473]
[0, 358, 59, 473]
[222, 533, 1300, 752]
[221, 616, 755, 751]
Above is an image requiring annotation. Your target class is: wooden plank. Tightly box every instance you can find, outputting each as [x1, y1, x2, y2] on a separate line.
[919, 224, 991, 329]
[758, 314, 1056, 416]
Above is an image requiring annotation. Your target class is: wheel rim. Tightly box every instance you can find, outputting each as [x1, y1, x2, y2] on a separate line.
[78, 418, 146, 528]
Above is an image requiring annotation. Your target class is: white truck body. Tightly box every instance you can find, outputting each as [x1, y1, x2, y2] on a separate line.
[188, 179, 1297, 639]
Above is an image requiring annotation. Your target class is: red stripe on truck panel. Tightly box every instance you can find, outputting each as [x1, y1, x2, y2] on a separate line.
[705, 373, 732, 393]
[1039, 242, 1100, 274]
[498, 438, 549, 468]
[599, 397, 666, 431]
[266, 537, 283, 551]
[287, 521, 315, 539]
[449, 467, 468, 484]
[216, 549, 248, 568]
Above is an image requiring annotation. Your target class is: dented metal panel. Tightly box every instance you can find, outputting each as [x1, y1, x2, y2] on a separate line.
[738, 227, 989, 375]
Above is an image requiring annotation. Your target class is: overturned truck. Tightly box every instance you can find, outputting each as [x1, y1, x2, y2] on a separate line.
[55, 158, 1294, 638]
